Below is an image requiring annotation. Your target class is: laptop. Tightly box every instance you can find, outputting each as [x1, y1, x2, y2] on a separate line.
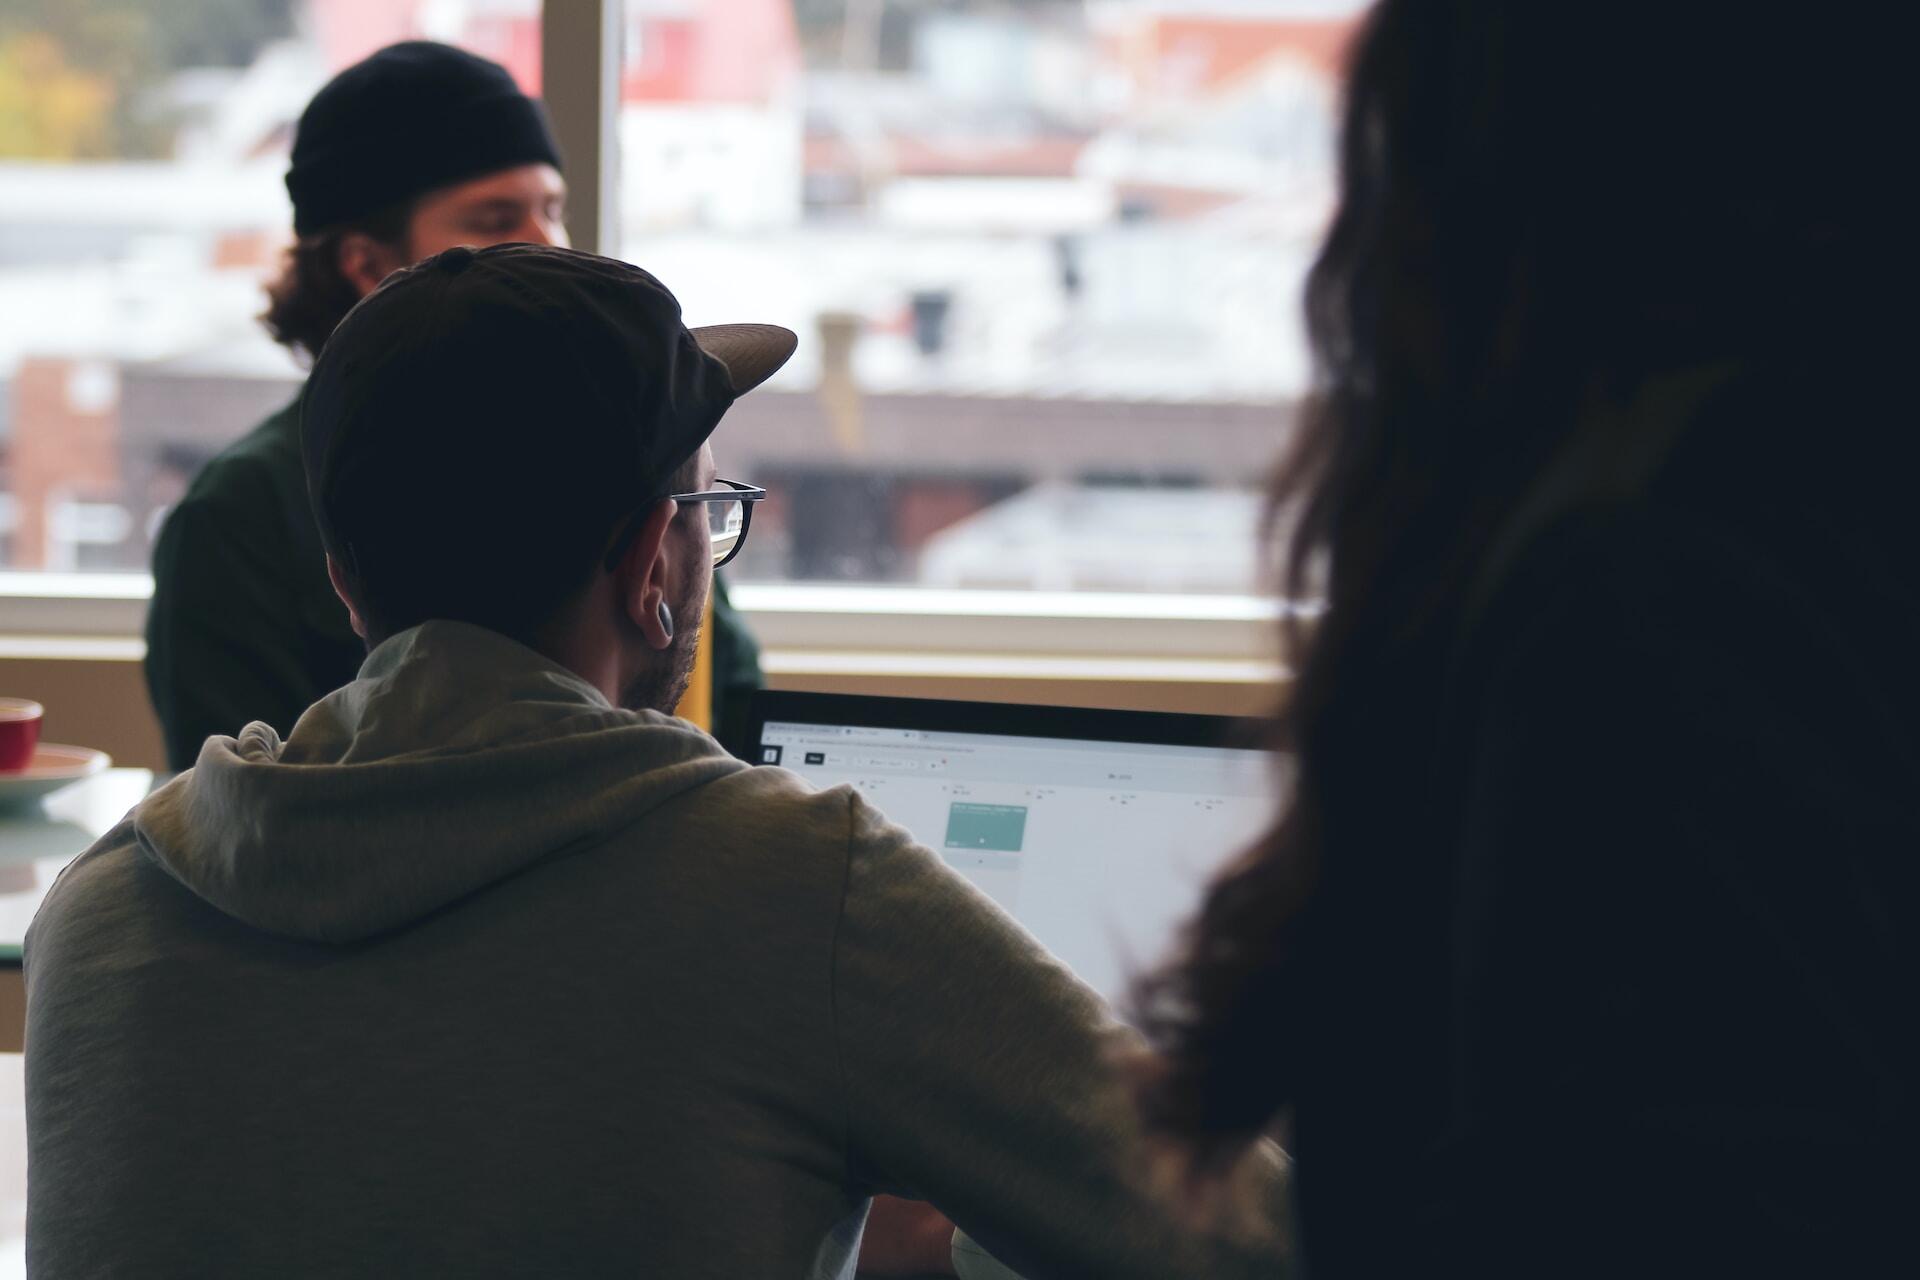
[746, 691, 1273, 1006]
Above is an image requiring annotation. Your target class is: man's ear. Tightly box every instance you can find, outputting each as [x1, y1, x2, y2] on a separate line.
[325, 553, 370, 640]
[613, 501, 679, 651]
[335, 232, 404, 299]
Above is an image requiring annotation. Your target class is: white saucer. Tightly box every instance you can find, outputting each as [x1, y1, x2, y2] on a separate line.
[0, 743, 112, 809]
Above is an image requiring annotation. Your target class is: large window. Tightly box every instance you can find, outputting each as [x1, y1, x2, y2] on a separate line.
[620, 0, 1353, 594]
[0, 0, 544, 577]
[0, 0, 1354, 603]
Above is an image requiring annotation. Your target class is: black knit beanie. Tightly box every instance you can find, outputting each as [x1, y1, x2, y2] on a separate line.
[286, 41, 563, 236]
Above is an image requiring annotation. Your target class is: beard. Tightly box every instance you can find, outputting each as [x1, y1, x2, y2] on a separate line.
[619, 569, 709, 716]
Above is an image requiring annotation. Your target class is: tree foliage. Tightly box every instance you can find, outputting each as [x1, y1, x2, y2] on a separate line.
[0, 0, 296, 158]
[0, 32, 115, 157]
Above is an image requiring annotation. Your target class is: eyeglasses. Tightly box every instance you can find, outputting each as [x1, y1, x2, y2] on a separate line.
[674, 479, 765, 568]
[603, 479, 766, 572]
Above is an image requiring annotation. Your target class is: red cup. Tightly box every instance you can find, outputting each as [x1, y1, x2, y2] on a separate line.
[0, 699, 44, 772]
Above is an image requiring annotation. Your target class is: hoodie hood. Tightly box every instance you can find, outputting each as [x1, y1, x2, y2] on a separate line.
[134, 621, 744, 944]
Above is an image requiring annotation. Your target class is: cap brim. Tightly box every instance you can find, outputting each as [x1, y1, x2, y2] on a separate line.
[692, 324, 798, 398]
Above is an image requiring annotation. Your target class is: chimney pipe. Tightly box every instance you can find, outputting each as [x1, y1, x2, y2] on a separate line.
[815, 311, 865, 454]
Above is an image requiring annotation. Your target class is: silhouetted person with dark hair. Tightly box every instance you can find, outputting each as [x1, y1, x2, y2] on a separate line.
[1135, 2, 1912, 1275]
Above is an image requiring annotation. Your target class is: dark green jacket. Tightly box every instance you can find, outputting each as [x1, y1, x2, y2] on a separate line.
[145, 400, 762, 771]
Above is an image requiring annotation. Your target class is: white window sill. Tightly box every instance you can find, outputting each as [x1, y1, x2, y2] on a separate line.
[0, 574, 1303, 675]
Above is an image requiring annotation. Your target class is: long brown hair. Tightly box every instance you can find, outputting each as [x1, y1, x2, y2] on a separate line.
[260, 199, 413, 361]
[1133, 0, 1881, 1180]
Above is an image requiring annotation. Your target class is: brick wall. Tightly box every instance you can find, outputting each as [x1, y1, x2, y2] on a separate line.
[7, 358, 123, 570]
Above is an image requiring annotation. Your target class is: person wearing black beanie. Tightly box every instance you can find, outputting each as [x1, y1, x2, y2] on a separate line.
[144, 40, 766, 773]
[271, 40, 568, 360]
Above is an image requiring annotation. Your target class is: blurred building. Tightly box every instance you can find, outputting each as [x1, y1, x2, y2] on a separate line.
[0, 0, 1364, 591]
[915, 481, 1263, 594]
[620, 0, 805, 231]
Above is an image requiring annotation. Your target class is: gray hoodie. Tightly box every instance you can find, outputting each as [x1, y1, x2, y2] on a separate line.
[25, 621, 1285, 1279]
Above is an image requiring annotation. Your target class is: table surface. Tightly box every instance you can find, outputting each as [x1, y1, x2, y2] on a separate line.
[3, 1050, 23, 1276]
[0, 770, 155, 963]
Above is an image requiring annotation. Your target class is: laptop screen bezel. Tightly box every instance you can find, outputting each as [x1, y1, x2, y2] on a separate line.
[742, 689, 1266, 763]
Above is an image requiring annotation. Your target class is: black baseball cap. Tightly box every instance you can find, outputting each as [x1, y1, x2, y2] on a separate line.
[302, 242, 795, 636]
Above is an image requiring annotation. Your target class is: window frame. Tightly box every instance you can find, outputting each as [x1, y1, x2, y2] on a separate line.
[0, 572, 1295, 674]
[0, 1, 1297, 681]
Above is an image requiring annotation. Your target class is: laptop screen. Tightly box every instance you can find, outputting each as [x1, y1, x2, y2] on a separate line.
[753, 694, 1274, 1005]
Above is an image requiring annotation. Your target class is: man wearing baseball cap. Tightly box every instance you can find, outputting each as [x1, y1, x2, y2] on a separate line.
[144, 40, 766, 772]
[26, 245, 1286, 1277]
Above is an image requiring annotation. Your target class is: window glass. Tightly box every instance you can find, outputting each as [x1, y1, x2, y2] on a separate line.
[0, 0, 544, 575]
[0, 0, 1356, 597]
[621, 0, 1359, 593]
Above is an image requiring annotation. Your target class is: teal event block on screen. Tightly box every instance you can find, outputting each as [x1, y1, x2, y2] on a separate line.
[944, 803, 1028, 853]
